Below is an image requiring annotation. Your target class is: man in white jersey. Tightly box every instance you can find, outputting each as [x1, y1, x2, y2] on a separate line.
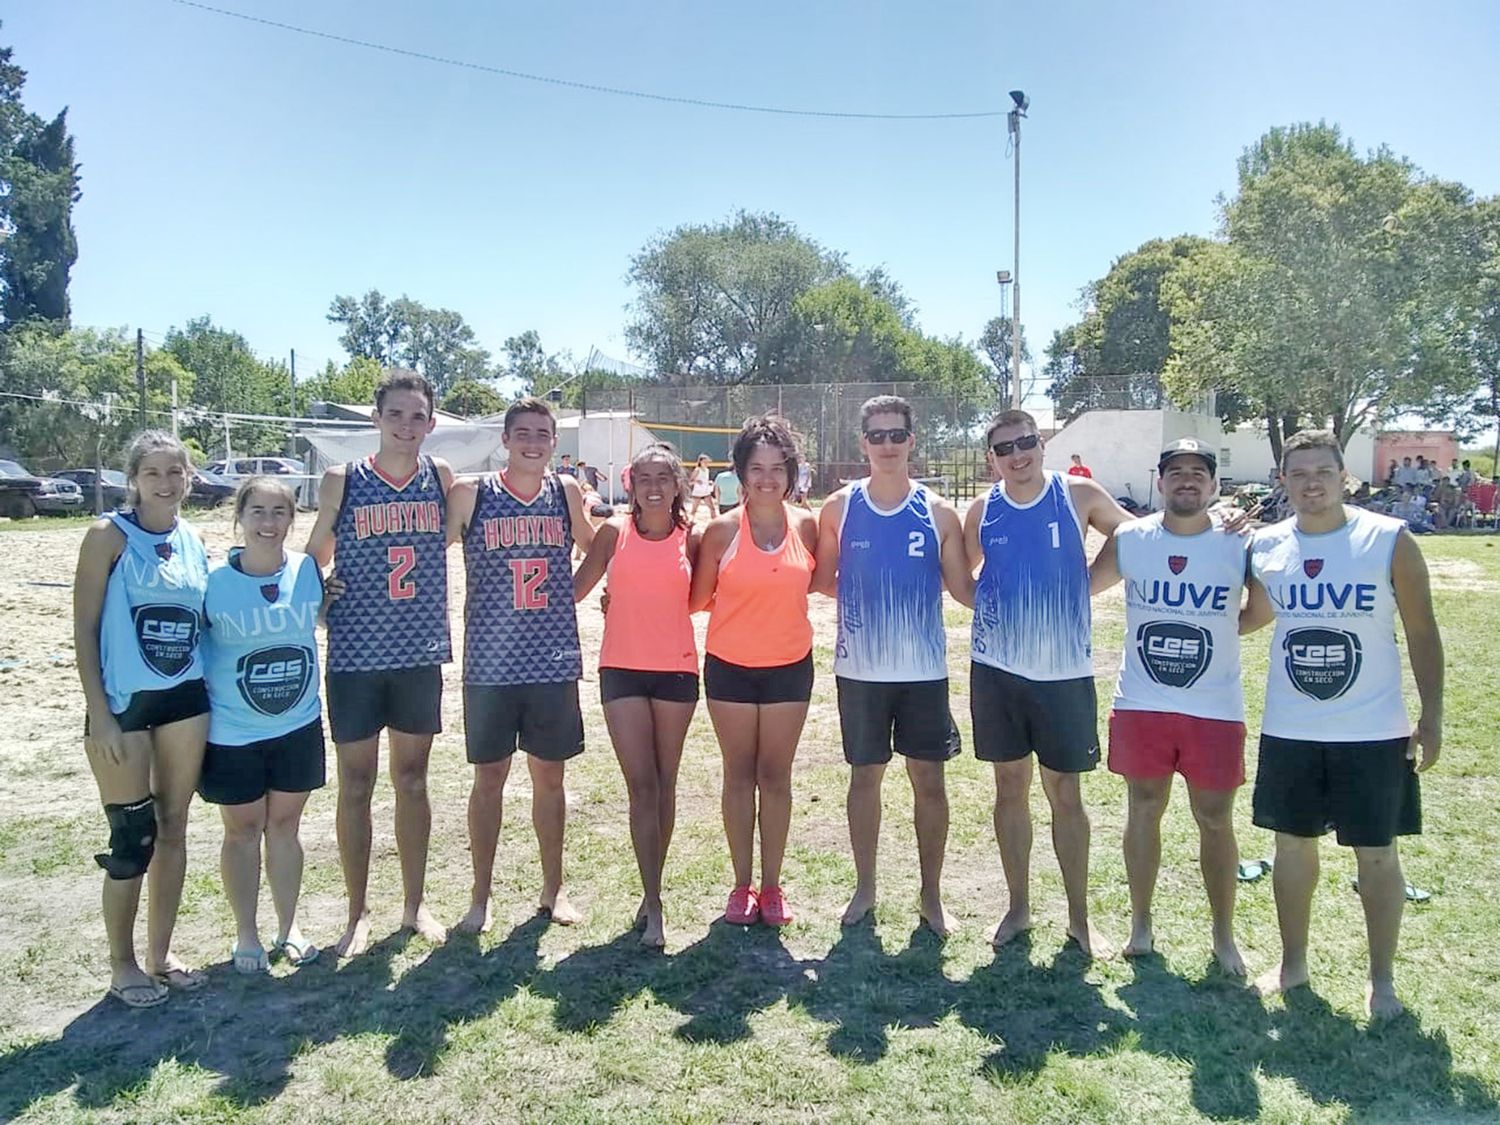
[1242, 430, 1442, 1019]
[1090, 439, 1249, 975]
[814, 396, 974, 937]
[964, 409, 1135, 957]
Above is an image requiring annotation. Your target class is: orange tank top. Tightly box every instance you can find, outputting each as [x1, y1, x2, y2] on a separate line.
[599, 519, 698, 673]
[705, 503, 814, 667]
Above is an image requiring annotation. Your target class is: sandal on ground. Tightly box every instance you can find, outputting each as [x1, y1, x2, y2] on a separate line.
[1237, 857, 1274, 883]
[1351, 877, 1432, 903]
[150, 965, 207, 991]
[232, 946, 270, 974]
[725, 885, 760, 925]
[108, 981, 168, 1009]
[759, 885, 793, 927]
[271, 937, 320, 967]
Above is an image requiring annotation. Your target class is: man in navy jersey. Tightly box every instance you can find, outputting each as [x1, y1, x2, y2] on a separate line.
[1090, 439, 1250, 975]
[964, 409, 1134, 957]
[448, 397, 596, 934]
[1242, 430, 1443, 1018]
[305, 370, 453, 957]
[814, 397, 974, 936]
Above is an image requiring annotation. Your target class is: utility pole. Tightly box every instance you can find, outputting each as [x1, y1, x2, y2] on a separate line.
[136, 328, 146, 425]
[289, 349, 297, 417]
[1007, 91, 1029, 410]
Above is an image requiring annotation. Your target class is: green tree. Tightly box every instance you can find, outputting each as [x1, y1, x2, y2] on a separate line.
[626, 210, 845, 382]
[298, 355, 383, 407]
[327, 290, 491, 395]
[0, 33, 81, 327]
[1163, 124, 1486, 459]
[165, 317, 286, 453]
[978, 316, 1031, 388]
[442, 378, 503, 417]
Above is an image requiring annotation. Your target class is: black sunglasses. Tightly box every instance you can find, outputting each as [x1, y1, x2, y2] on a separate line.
[863, 427, 911, 445]
[990, 433, 1041, 457]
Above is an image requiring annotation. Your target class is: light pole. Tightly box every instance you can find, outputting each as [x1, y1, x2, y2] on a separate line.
[1007, 90, 1028, 409]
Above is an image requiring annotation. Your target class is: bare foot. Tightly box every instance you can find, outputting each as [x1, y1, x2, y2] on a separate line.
[918, 894, 958, 938]
[334, 913, 372, 958]
[991, 908, 1032, 948]
[1066, 922, 1115, 960]
[1122, 926, 1154, 958]
[1213, 938, 1247, 977]
[841, 886, 877, 927]
[1367, 979, 1404, 1020]
[452, 899, 493, 936]
[403, 905, 447, 944]
[640, 905, 665, 949]
[1253, 961, 1310, 999]
[539, 888, 582, 926]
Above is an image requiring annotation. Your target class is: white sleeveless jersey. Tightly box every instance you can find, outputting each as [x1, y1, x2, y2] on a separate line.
[1113, 515, 1247, 722]
[1250, 508, 1410, 741]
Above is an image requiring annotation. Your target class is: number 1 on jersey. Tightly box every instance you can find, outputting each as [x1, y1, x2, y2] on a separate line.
[387, 545, 416, 600]
[1047, 521, 1060, 549]
[509, 558, 550, 610]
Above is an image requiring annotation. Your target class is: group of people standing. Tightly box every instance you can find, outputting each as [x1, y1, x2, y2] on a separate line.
[74, 369, 1442, 1022]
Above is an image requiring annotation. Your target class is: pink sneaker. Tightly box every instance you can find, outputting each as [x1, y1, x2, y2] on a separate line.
[725, 885, 760, 925]
[759, 885, 792, 926]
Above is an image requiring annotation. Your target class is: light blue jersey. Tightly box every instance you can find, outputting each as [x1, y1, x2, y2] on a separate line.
[202, 549, 323, 746]
[834, 480, 946, 682]
[99, 512, 209, 713]
[971, 471, 1093, 682]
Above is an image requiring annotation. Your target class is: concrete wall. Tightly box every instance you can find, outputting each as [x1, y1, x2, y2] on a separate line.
[1043, 409, 1225, 509]
[1220, 424, 1378, 485]
[1375, 431, 1460, 483]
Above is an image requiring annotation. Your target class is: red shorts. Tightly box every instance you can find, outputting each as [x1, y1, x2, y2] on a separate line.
[1107, 709, 1245, 791]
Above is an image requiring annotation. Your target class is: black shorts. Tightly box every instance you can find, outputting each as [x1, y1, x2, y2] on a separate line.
[600, 668, 700, 704]
[836, 677, 961, 766]
[704, 652, 814, 705]
[464, 681, 584, 764]
[92, 679, 210, 734]
[325, 665, 443, 744]
[970, 662, 1099, 773]
[1251, 734, 1421, 848]
[199, 719, 326, 805]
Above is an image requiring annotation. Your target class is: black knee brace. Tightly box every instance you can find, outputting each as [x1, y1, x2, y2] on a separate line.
[95, 797, 157, 880]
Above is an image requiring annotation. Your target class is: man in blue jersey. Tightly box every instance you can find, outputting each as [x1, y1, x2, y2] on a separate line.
[815, 397, 974, 936]
[448, 397, 597, 934]
[964, 409, 1135, 957]
[1241, 430, 1443, 1018]
[305, 370, 453, 957]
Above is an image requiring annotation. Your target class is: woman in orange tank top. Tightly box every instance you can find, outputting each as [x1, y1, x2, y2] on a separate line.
[574, 443, 701, 948]
[689, 415, 819, 927]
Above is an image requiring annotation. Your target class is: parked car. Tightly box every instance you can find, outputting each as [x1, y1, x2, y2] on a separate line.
[54, 468, 130, 511]
[205, 456, 304, 479]
[0, 459, 86, 517]
[188, 469, 238, 507]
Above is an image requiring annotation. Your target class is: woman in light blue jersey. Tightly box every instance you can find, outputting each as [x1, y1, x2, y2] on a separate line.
[200, 477, 331, 973]
[73, 431, 211, 1008]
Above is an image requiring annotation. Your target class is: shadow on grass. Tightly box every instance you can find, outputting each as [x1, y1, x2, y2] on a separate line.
[0, 918, 548, 1117]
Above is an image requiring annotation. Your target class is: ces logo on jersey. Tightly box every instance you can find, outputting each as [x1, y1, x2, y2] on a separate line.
[237, 645, 313, 716]
[133, 605, 199, 677]
[1137, 621, 1213, 688]
[1283, 627, 1362, 701]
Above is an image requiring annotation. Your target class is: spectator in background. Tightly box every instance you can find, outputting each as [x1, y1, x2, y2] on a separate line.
[1394, 457, 1417, 489]
[713, 464, 741, 513]
[1413, 456, 1433, 490]
[557, 454, 577, 478]
[1068, 453, 1093, 479]
[576, 459, 601, 492]
[794, 460, 813, 508]
[1456, 460, 1476, 490]
[1392, 487, 1434, 533]
[1384, 460, 1399, 487]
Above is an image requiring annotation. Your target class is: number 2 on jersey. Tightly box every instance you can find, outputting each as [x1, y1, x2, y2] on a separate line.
[387, 545, 417, 600]
[908, 531, 926, 557]
[509, 558, 550, 610]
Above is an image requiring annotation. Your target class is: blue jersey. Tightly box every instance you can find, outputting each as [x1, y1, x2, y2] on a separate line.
[99, 512, 209, 713]
[326, 455, 451, 672]
[203, 549, 323, 746]
[463, 472, 581, 685]
[834, 480, 946, 682]
[971, 471, 1093, 681]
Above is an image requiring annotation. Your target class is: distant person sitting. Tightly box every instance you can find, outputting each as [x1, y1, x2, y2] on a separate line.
[1413, 456, 1434, 489]
[557, 453, 577, 478]
[713, 465, 740, 512]
[1067, 453, 1093, 479]
[1392, 487, 1434, 533]
[1394, 457, 1418, 489]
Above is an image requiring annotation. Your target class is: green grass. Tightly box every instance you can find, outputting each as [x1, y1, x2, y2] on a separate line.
[1, 536, 1498, 1122]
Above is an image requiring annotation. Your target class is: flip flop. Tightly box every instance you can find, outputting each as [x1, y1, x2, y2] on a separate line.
[108, 981, 167, 1009]
[1350, 877, 1432, 903]
[271, 937, 320, 967]
[151, 965, 207, 992]
[1237, 857, 1275, 883]
[231, 946, 270, 974]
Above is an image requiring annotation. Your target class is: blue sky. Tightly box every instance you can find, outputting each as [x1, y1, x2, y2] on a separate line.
[9, 0, 1500, 397]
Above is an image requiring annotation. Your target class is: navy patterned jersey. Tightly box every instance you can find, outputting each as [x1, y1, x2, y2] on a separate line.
[326, 454, 451, 672]
[463, 472, 580, 685]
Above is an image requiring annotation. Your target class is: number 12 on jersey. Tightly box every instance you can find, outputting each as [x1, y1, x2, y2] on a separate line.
[509, 558, 550, 610]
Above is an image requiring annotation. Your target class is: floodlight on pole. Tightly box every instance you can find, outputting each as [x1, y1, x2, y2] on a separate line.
[1006, 91, 1027, 409]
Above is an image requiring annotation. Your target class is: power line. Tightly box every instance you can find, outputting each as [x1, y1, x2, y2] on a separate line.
[165, 0, 1005, 122]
